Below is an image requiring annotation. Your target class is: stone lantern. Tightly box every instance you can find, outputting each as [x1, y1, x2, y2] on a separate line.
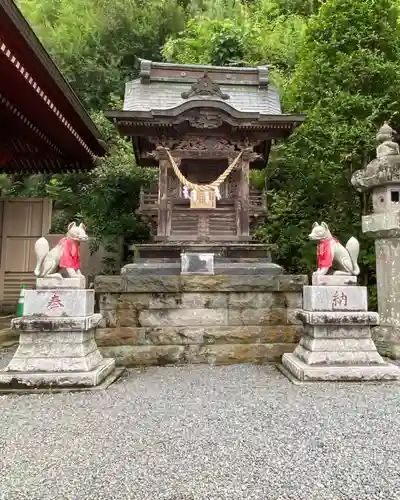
[352, 122, 400, 358]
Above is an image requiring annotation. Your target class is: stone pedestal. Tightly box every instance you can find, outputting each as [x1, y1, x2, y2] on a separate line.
[0, 278, 117, 390]
[282, 280, 400, 382]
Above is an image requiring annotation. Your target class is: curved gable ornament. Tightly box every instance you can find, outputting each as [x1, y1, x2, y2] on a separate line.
[181, 72, 230, 100]
[189, 113, 223, 129]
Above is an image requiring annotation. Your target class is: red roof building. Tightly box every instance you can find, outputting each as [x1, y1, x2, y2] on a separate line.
[0, 0, 106, 174]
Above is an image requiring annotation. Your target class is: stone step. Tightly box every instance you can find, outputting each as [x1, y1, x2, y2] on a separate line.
[121, 262, 283, 276]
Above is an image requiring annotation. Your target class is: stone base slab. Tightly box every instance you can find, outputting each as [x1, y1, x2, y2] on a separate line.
[293, 344, 384, 365]
[23, 289, 94, 317]
[304, 325, 372, 339]
[303, 286, 367, 312]
[0, 358, 116, 389]
[6, 326, 107, 372]
[297, 310, 379, 326]
[299, 334, 378, 353]
[312, 275, 358, 286]
[7, 347, 104, 372]
[12, 313, 102, 332]
[282, 353, 400, 381]
[0, 367, 125, 394]
[36, 276, 86, 289]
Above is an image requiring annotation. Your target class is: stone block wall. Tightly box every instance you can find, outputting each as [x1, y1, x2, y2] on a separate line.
[94, 274, 308, 366]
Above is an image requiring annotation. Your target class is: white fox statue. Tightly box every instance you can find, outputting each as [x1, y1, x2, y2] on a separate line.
[309, 222, 360, 276]
[34, 222, 88, 278]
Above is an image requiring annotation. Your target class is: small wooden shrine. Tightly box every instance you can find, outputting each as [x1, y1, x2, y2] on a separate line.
[106, 60, 305, 246]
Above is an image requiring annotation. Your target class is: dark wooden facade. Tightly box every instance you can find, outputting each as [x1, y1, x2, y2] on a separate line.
[106, 61, 305, 244]
[0, 0, 106, 174]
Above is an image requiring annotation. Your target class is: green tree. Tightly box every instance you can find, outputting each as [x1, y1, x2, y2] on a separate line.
[162, 0, 256, 66]
[18, 0, 186, 109]
[163, 18, 251, 65]
[257, 0, 400, 308]
[162, 0, 308, 90]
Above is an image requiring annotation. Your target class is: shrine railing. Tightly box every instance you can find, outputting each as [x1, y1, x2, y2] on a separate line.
[138, 188, 267, 215]
[249, 191, 267, 213]
[137, 190, 158, 214]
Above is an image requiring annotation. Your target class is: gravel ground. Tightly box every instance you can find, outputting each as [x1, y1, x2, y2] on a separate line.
[0, 347, 399, 500]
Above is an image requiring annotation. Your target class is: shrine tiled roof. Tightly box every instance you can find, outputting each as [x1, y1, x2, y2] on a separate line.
[124, 80, 282, 115]
[123, 60, 282, 116]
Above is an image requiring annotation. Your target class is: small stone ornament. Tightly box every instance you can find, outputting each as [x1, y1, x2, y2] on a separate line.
[376, 122, 400, 158]
[34, 222, 88, 279]
[351, 122, 400, 192]
[309, 222, 360, 276]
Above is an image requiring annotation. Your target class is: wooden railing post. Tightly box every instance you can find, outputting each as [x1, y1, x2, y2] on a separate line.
[157, 158, 169, 238]
[239, 149, 250, 239]
[166, 200, 172, 237]
[235, 199, 241, 236]
[262, 188, 267, 212]
[139, 186, 144, 210]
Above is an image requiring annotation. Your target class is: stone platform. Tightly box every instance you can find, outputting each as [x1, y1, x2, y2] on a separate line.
[282, 282, 400, 382]
[0, 278, 119, 391]
[95, 273, 308, 366]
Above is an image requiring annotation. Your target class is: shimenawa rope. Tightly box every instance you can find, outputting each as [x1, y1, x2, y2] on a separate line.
[160, 147, 243, 194]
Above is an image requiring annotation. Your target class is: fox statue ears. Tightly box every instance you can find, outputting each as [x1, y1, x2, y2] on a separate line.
[312, 222, 330, 230]
[67, 222, 86, 231]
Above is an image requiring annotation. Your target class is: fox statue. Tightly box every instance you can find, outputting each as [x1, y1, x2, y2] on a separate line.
[34, 222, 88, 278]
[309, 222, 360, 276]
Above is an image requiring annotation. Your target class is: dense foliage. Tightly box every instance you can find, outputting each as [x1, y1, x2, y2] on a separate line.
[12, 0, 400, 300]
[257, 0, 400, 275]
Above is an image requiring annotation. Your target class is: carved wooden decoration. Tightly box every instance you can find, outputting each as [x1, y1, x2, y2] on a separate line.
[181, 73, 230, 100]
[147, 135, 262, 154]
[167, 174, 181, 199]
[188, 113, 223, 129]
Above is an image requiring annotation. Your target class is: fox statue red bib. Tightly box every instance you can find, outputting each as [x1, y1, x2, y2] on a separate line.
[309, 222, 360, 276]
[34, 222, 88, 279]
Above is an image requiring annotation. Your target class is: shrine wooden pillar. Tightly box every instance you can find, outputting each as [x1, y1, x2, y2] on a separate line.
[157, 155, 169, 240]
[239, 149, 250, 239]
